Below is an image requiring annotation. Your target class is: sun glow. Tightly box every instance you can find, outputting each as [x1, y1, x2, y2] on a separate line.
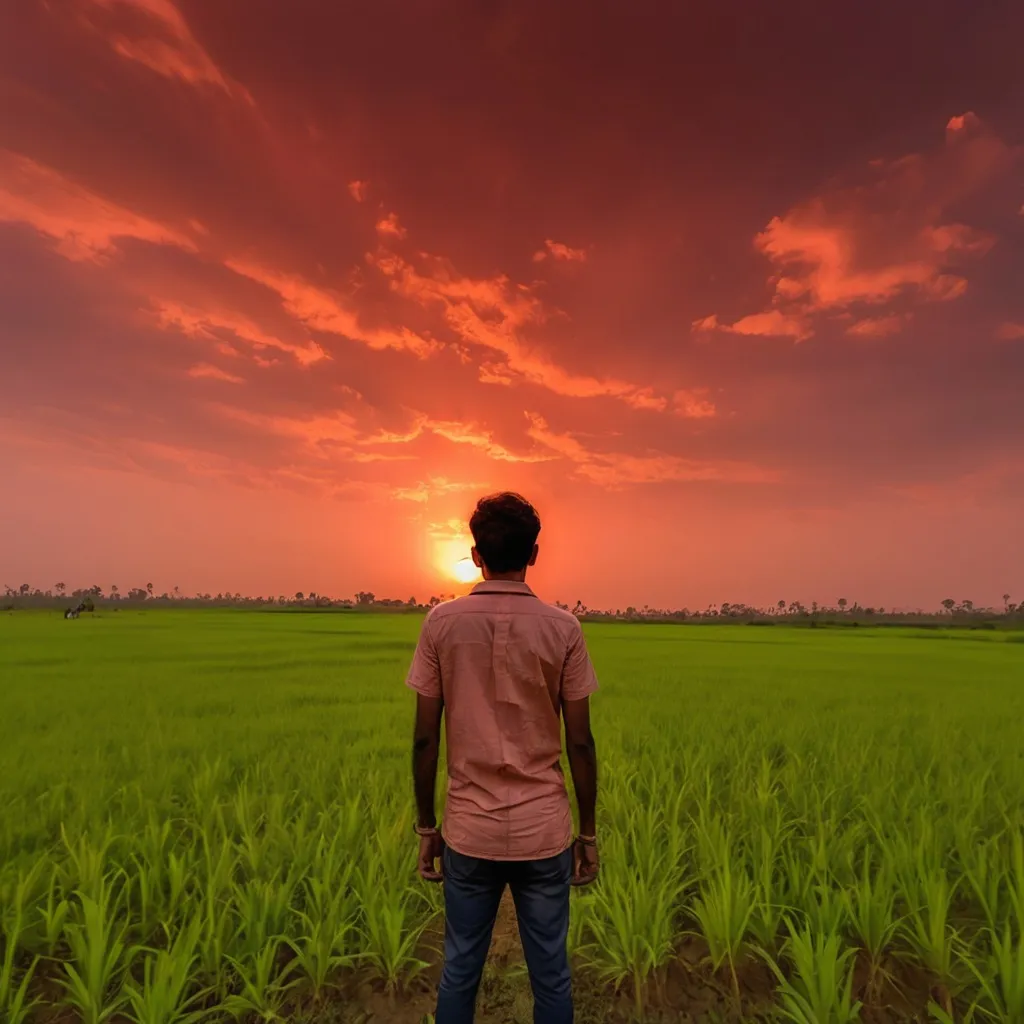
[451, 557, 480, 584]
[432, 532, 481, 585]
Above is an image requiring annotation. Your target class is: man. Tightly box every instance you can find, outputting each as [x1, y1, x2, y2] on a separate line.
[406, 492, 600, 1024]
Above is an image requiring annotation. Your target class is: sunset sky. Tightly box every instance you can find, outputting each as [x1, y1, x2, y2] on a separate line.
[2, 0, 1022, 610]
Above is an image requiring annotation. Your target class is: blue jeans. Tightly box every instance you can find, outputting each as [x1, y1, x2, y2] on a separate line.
[434, 845, 574, 1024]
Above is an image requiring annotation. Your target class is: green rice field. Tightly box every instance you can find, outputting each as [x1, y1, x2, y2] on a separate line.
[2, 609, 1024, 1022]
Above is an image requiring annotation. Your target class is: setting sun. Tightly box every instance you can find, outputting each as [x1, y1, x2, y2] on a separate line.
[451, 557, 480, 584]
[431, 529, 480, 585]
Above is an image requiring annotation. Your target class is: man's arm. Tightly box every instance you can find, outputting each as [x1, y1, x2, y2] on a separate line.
[412, 693, 443, 829]
[406, 613, 443, 829]
[563, 696, 597, 836]
[406, 613, 445, 880]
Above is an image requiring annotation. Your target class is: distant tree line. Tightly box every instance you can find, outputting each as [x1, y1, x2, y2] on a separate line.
[557, 594, 1024, 628]
[1, 583, 457, 614]
[3, 583, 1022, 627]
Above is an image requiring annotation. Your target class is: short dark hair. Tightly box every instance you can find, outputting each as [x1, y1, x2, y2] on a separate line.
[469, 492, 541, 573]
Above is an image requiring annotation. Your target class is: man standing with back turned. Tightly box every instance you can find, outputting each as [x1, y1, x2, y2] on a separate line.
[407, 492, 600, 1024]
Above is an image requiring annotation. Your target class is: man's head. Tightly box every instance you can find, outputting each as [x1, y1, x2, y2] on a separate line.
[469, 492, 541, 578]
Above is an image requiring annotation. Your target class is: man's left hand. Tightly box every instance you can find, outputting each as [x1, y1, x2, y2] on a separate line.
[417, 830, 444, 882]
[571, 837, 600, 886]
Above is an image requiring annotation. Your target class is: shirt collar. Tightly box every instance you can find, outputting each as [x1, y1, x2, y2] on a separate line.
[470, 580, 535, 596]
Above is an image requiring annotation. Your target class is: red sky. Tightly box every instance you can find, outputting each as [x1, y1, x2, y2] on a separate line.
[2, 0, 1023, 610]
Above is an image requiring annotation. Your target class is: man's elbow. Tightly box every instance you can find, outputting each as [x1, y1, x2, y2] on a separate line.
[568, 731, 596, 759]
[413, 734, 439, 758]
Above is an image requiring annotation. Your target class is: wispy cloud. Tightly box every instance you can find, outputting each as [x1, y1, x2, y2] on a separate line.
[995, 322, 1024, 341]
[674, 389, 717, 418]
[363, 415, 554, 464]
[155, 301, 328, 366]
[225, 259, 440, 357]
[80, 0, 252, 102]
[371, 246, 665, 408]
[695, 310, 811, 342]
[375, 211, 406, 239]
[391, 477, 488, 502]
[525, 413, 773, 487]
[533, 239, 588, 262]
[425, 418, 553, 462]
[187, 362, 244, 384]
[846, 314, 908, 338]
[0, 151, 196, 261]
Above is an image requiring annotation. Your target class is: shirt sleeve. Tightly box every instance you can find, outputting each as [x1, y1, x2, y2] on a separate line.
[405, 612, 442, 698]
[561, 620, 599, 701]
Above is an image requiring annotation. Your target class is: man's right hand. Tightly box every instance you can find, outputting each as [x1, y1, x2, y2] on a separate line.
[417, 830, 444, 882]
[571, 837, 599, 886]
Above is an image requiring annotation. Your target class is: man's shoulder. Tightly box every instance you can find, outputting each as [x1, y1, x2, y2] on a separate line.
[424, 595, 474, 620]
[534, 600, 583, 629]
[426, 593, 580, 629]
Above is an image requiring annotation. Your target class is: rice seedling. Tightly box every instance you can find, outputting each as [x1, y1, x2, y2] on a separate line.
[286, 870, 359, 1002]
[354, 880, 432, 997]
[761, 919, 862, 1024]
[578, 825, 688, 1017]
[1007, 830, 1024, 940]
[230, 874, 298, 963]
[36, 861, 71, 957]
[747, 814, 791, 955]
[60, 878, 134, 1024]
[960, 922, 1024, 1023]
[961, 836, 1006, 936]
[222, 940, 297, 1022]
[689, 857, 756, 998]
[843, 849, 900, 999]
[1, 869, 41, 1024]
[900, 867, 962, 1014]
[0, 954, 39, 1024]
[124, 915, 212, 1024]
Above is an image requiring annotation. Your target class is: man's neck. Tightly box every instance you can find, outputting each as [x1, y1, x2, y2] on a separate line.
[481, 571, 528, 583]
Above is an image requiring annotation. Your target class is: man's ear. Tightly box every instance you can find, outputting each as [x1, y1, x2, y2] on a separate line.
[528, 544, 539, 567]
[471, 547, 483, 568]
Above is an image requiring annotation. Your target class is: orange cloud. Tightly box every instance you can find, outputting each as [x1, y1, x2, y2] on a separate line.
[692, 309, 811, 342]
[81, 0, 251, 102]
[364, 415, 552, 464]
[216, 403, 551, 470]
[723, 310, 812, 341]
[674, 389, 717, 418]
[391, 477, 488, 503]
[753, 214, 990, 312]
[120, 436, 396, 497]
[425, 419, 552, 463]
[225, 259, 440, 357]
[155, 301, 328, 366]
[699, 112, 1012, 341]
[995, 322, 1024, 340]
[524, 414, 773, 487]
[691, 314, 720, 332]
[846, 314, 907, 338]
[187, 362, 243, 384]
[348, 180, 367, 202]
[532, 239, 588, 263]
[214, 404, 364, 452]
[370, 247, 665, 408]
[376, 212, 407, 239]
[0, 151, 196, 261]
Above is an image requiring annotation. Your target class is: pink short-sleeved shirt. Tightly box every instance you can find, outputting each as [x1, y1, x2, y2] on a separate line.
[405, 580, 599, 861]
